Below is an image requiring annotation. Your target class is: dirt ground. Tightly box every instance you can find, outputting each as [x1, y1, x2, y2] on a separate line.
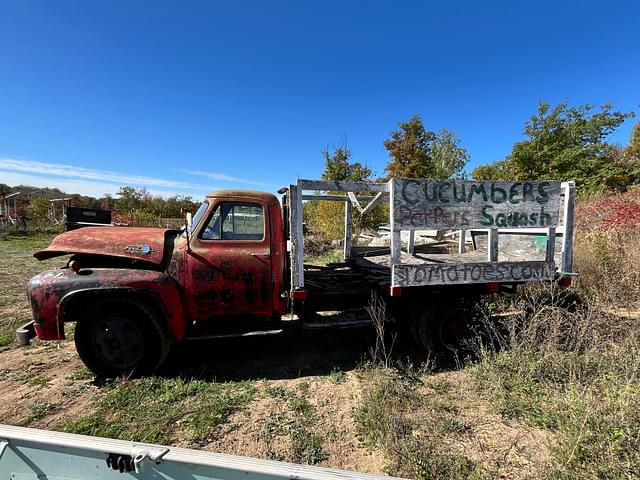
[0, 336, 555, 478]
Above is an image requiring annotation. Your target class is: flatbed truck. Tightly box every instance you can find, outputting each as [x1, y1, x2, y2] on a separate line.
[23, 178, 576, 377]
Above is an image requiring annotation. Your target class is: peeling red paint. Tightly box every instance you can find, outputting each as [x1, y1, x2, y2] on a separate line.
[27, 190, 288, 347]
[34, 226, 171, 265]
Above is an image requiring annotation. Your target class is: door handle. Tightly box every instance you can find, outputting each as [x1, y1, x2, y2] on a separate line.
[250, 252, 270, 257]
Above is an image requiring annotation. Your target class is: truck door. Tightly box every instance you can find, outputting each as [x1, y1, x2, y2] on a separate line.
[186, 200, 273, 319]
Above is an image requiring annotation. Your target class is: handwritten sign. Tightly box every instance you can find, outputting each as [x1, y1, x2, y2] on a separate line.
[392, 179, 562, 230]
[393, 261, 554, 287]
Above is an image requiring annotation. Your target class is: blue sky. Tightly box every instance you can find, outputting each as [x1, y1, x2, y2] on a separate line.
[1, 0, 639, 199]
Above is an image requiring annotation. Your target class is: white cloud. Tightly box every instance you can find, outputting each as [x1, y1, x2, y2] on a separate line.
[0, 158, 209, 191]
[179, 169, 271, 186]
[0, 171, 213, 199]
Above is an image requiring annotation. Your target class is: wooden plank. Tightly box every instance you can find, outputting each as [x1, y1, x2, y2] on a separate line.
[343, 200, 352, 261]
[390, 231, 401, 265]
[302, 194, 383, 202]
[407, 230, 415, 255]
[302, 194, 347, 201]
[298, 179, 389, 193]
[360, 191, 385, 216]
[561, 181, 575, 274]
[391, 178, 562, 230]
[488, 228, 499, 262]
[389, 180, 401, 265]
[458, 229, 466, 254]
[289, 183, 304, 290]
[545, 227, 556, 264]
[347, 192, 363, 213]
[468, 227, 565, 235]
[392, 261, 555, 287]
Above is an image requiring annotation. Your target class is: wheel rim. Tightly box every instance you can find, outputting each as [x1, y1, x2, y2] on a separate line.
[92, 315, 145, 369]
[438, 307, 470, 351]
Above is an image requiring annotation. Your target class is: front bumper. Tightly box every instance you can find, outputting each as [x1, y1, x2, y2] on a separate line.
[15, 320, 36, 347]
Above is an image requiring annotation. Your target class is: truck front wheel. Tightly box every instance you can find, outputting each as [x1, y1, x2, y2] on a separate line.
[74, 298, 170, 378]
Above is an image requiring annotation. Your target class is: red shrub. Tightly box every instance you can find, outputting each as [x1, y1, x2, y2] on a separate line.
[575, 190, 640, 231]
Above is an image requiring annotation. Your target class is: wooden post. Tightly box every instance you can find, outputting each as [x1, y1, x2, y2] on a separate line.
[488, 228, 499, 262]
[407, 230, 415, 255]
[458, 229, 465, 254]
[343, 200, 352, 261]
[389, 180, 401, 265]
[561, 181, 575, 274]
[288, 183, 304, 290]
[545, 227, 556, 264]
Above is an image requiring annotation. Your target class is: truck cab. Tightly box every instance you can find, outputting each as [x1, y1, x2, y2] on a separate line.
[27, 190, 288, 377]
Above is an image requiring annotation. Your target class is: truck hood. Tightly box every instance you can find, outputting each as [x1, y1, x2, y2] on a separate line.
[34, 227, 175, 266]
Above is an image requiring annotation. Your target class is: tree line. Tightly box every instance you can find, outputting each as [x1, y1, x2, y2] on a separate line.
[0, 183, 199, 228]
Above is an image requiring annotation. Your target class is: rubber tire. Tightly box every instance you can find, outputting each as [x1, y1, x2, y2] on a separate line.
[410, 299, 477, 355]
[75, 298, 170, 378]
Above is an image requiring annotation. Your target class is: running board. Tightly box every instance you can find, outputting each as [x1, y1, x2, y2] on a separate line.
[183, 329, 283, 341]
[302, 319, 374, 329]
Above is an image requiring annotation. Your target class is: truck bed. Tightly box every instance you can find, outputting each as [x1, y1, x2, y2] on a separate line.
[351, 232, 563, 268]
[287, 179, 575, 292]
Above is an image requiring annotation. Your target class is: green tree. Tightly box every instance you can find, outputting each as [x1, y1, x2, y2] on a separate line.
[471, 159, 513, 181]
[472, 102, 635, 192]
[383, 115, 468, 179]
[321, 138, 372, 182]
[115, 186, 152, 213]
[306, 141, 386, 241]
[431, 129, 470, 179]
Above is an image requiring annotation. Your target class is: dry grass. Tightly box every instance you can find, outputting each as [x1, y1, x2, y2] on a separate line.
[467, 224, 640, 479]
[0, 233, 59, 348]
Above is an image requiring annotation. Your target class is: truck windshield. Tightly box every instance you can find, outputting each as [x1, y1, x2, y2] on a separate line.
[191, 201, 209, 229]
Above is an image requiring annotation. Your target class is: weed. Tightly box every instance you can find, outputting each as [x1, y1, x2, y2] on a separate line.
[261, 382, 325, 465]
[329, 368, 346, 384]
[29, 403, 53, 422]
[27, 375, 51, 387]
[291, 430, 326, 465]
[69, 367, 94, 381]
[265, 385, 288, 399]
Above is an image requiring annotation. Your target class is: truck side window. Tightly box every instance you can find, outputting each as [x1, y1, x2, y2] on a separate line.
[202, 203, 264, 241]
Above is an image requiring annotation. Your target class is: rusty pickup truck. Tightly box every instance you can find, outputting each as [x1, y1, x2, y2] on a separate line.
[24, 178, 576, 377]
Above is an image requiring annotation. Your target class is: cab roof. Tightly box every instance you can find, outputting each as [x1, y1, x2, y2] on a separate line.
[205, 189, 279, 203]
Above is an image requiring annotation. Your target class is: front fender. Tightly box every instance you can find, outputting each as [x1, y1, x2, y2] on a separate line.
[27, 268, 186, 341]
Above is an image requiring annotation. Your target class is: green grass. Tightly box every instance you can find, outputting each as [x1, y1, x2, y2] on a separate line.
[262, 384, 326, 465]
[471, 348, 640, 479]
[0, 233, 59, 348]
[354, 370, 477, 480]
[63, 377, 255, 445]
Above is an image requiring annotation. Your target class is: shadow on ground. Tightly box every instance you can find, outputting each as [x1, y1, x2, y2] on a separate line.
[157, 325, 459, 382]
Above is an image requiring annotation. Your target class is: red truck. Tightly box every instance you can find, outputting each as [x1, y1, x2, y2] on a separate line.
[24, 178, 576, 377]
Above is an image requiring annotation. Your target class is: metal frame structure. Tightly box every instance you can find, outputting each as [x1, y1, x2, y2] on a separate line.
[0, 424, 398, 479]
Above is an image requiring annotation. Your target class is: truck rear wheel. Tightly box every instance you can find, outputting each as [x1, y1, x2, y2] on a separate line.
[410, 299, 477, 355]
[74, 298, 170, 378]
